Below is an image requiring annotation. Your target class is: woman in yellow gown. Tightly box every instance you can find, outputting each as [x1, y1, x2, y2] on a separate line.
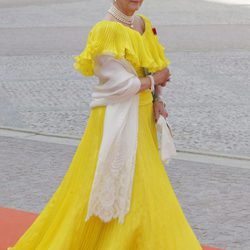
[8, 1, 203, 249]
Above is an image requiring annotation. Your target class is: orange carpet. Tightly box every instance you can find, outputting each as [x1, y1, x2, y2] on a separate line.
[0, 207, 224, 250]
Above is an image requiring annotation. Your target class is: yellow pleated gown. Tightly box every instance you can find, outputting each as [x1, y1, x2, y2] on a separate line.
[7, 14, 203, 250]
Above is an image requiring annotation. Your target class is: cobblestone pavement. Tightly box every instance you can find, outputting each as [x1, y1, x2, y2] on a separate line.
[0, 0, 250, 157]
[0, 51, 249, 156]
[1, 135, 250, 250]
[0, 0, 249, 27]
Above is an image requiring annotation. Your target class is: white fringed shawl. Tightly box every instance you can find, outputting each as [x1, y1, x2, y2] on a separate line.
[85, 54, 176, 224]
[85, 55, 141, 224]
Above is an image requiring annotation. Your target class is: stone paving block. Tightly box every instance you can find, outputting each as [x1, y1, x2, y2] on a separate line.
[0, 52, 249, 156]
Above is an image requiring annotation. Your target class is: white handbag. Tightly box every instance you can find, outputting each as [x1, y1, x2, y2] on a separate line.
[156, 115, 177, 164]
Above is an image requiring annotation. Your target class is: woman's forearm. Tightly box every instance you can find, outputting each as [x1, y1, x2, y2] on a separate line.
[136, 77, 151, 93]
[154, 85, 163, 98]
[136, 67, 170, 94]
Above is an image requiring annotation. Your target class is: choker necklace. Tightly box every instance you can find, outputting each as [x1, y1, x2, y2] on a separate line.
[108, 4, 135, 28]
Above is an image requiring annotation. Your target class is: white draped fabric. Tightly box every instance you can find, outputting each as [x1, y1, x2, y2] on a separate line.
[85, 55, 141, 224]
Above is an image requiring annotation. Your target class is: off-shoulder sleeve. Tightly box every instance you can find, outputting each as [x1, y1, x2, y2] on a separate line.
[73, 21, 127, 76]
[74, 16, 171, 76]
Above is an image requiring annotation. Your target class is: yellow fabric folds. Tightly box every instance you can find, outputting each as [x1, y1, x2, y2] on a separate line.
[73, 14, 170, 76]
[7, 103, 202, 250]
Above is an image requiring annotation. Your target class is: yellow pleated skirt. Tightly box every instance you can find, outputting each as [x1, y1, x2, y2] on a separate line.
[8, 89, 202, 250]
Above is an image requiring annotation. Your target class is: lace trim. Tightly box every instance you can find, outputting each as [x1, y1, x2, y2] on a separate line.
[85, 97, 139, 224]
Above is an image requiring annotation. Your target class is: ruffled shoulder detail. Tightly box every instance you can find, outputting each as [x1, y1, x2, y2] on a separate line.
[73, 15, 170, 76]
[74, 21, 129, 76]
[139, 14, 170, 72]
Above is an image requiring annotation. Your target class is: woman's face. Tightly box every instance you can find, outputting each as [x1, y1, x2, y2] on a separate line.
[115, 0, 144, 15]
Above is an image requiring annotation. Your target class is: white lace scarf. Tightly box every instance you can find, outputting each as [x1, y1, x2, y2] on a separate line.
[85, 55, 141, 224]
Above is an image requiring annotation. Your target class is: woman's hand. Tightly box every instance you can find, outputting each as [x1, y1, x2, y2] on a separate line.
[153, 100, 168, 122]
[137, 67, 171, 93]
[153, 68, 171, 87]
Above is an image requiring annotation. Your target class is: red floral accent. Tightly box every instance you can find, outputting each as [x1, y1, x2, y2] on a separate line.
[152, 27, 157, 35]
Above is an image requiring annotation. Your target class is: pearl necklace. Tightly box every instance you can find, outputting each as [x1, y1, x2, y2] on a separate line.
[108, 4, 135, 28]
